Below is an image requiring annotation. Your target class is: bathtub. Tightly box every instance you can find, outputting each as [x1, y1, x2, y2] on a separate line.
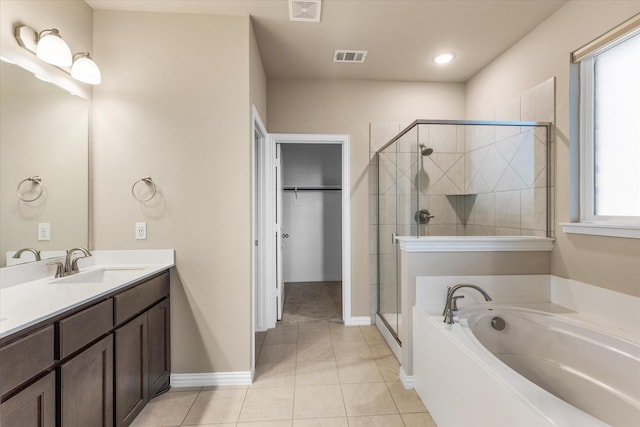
[413, 303, 640, 427]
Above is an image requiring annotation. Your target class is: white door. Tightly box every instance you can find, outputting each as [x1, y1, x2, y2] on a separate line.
[275, 144, 285, 320]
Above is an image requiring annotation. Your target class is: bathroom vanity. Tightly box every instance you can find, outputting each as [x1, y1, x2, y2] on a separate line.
[0, 250, 174, 427]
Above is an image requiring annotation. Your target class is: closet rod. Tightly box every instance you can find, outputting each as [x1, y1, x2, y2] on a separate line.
[283, 186, 342, 191]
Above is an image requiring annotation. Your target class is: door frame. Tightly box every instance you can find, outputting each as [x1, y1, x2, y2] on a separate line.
[256, 131, 352, 330]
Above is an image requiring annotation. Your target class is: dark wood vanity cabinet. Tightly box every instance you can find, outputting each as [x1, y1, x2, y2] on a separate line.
[0, 269, 170, 427]
[148, 297, 171, 396]
[60, 335, 113, 427]
[0, 372, 56, 427]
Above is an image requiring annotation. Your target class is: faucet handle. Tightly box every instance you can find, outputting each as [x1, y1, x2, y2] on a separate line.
[48, 262, 65, 278]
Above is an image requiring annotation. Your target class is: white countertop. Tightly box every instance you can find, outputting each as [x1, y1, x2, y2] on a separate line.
[0, 250, 174, 339]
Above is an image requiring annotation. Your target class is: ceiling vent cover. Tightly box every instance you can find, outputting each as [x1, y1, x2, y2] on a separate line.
[289, 0, 322, 22]
[334, 50, 368, 63]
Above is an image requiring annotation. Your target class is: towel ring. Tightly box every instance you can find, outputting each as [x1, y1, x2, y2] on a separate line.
[131, 177, 157, 202]
[16, 176, 44, 202]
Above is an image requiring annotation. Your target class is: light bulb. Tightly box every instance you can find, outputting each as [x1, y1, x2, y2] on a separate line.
[36, 29, 72, 67]
[71, 53, 101, 85]
[433, 52, 455, 65]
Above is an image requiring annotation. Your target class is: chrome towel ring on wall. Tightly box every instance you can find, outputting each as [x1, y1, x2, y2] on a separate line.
[131, 177, 157, 202]
[16, 176, 44, 202]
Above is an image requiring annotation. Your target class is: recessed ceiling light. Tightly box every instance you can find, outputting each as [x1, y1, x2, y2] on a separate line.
[433, 52, 455, 64]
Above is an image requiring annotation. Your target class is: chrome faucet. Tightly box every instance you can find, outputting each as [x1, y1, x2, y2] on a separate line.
[443, 283, 493, 324]
[64, 247, 92, 275]
[13, 247, 41, 261]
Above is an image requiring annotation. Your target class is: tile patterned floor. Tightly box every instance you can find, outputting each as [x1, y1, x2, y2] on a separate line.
[131, 321, 438, 426]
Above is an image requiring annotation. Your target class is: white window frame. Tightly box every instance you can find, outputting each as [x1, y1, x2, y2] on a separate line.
[562, 20, 640, 239]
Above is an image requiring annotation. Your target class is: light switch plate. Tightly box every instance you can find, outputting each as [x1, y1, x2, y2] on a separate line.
[135, 222, 147, 240]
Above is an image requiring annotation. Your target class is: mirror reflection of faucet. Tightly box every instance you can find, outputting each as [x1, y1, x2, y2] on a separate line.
[12, 247, 41, 261]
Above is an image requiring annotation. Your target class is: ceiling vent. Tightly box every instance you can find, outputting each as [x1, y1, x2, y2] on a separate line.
[333, 50, 368, 63]
[289, 0, 322, 22]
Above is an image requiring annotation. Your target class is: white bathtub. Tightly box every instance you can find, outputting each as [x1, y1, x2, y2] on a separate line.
[413, 303, 640, 427]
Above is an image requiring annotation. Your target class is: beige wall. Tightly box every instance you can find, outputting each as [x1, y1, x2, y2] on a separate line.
[92, 10, 258, 373]
[465, 0, 640, 297]
[249, 19, 267, 125]
[268, 79, 465, 316]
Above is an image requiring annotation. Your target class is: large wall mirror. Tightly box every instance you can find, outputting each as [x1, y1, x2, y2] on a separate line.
[0, 59, 89, 267]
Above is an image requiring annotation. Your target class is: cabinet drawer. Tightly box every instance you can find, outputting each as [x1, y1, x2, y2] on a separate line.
[59, 299, 113, 359]
[114, 272, 169, 325]
[0, 325, 54, 397]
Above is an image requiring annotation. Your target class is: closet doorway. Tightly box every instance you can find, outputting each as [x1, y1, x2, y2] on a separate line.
[279, 143, 343, 323]
[256, 133, 351, 331]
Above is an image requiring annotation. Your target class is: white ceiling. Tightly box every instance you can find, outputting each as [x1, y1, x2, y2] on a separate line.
[86, 0, 568, 82]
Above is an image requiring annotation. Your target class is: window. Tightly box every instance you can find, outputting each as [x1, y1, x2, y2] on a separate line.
[564, 15, 640, 239]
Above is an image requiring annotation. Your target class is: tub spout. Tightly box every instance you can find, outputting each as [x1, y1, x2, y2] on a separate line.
[443, 283, 492, 324]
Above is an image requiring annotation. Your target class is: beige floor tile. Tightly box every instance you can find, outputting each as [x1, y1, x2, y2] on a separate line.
[336, 359, 383, 383]
[237, 421, 293, 427]
[264, 328, 299, 345]
[295, 359, 340, 385]
[401, 412, 438, 427]
[238, 386, 294, 422]
[129, 390, 199, 427]
[332, 341, 373, 361]
[296, 340, 335, 361]
[182, 388, 247, 425]
[292, 417, 348, 427]
[348, 414, 405, 427]
[252, 362, 296, 388]
[374, 355, 401, 382]
[297, 328, 331, 344]
[258, 344, 297, 364]
[341, 383, 398, 416]
[329, 325, 366, 342]
[387, 381, 427, 414]
[293, 385, 346, 419]
[359, 325, 385, 344]
[368, 342, 393, 359]
[297, 320, 331, 330]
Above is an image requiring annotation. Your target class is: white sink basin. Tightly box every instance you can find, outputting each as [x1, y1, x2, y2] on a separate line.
[52, 267, 148, 284]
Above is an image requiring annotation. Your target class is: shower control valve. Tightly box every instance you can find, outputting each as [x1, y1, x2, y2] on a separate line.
[415, 209, 435, 224]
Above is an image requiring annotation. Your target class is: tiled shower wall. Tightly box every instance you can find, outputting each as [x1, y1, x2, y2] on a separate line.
[369, 77, 555, 318]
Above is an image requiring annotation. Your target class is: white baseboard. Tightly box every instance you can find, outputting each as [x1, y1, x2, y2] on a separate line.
[344, 316, 373, 326]
[400, 367, 414, 389]
[375, 314, 401, 361]
[171, 371, 253, 387]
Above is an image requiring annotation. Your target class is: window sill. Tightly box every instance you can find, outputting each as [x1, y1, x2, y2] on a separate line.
[560, 222, 640, 239]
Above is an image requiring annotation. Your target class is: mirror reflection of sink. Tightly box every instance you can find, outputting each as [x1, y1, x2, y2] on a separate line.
[52, 267, 148, 284]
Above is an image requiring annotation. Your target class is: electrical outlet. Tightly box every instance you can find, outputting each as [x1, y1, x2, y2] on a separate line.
[135, 222, 147, 240]
[38, 223, 51, 241]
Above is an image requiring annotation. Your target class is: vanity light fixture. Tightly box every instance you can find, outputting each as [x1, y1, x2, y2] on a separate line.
[36, 29, 72, 67]
[71, 53, 101, 85]
[14, 25, 101, 85]
[433, 52, 455, 65]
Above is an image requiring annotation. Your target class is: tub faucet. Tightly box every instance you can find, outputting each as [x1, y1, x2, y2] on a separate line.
[64, 247, 92, 275]
[13, 247, 41, 261]
[443, 283, 493, 324]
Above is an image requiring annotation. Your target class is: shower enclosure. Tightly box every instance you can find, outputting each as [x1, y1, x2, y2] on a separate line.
[376, 120, 552, 342]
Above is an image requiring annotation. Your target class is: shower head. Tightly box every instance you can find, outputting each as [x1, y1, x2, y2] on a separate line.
[419, 144, 434, 156]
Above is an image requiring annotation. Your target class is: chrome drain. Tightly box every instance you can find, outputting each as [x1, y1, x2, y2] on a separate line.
[491, 316, 506, 331]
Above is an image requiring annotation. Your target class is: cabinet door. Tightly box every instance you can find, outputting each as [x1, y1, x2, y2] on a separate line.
[115, 312, 148, 427]
[0, 372, 55, 427]
[148, 298, 171, 397]
[60, 335, 114, 427]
